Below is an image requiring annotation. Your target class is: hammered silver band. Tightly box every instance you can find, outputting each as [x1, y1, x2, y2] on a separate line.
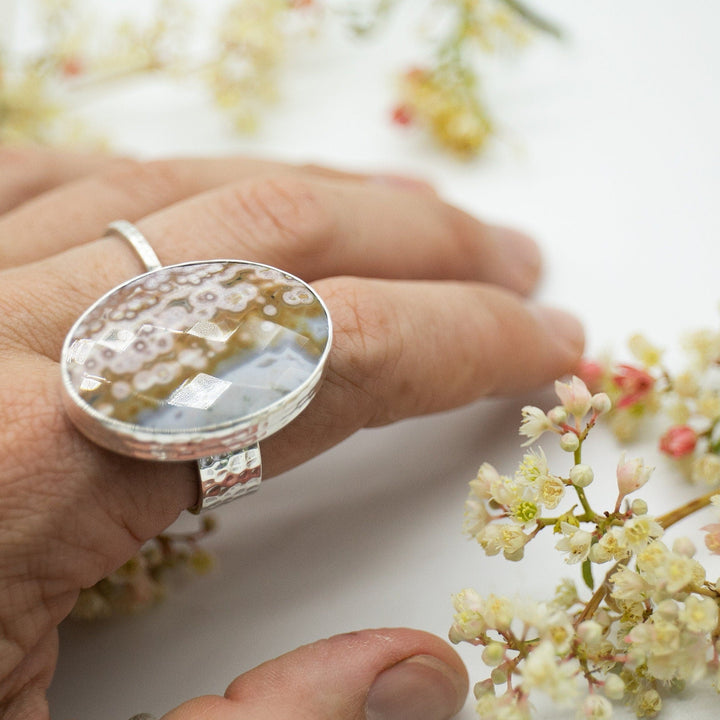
[105, 220, 163, 272]
[105, 221, 263, 514]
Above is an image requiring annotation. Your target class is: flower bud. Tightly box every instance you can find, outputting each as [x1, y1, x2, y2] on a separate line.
[637, 689, 662, 716]
[630, 498, 648, 515]
[547, 406, 568, 426]
[473, 679, 495, 699]
[577, 620, 603, 649]
[659, 425, 697, 458]
[580, 694, 612, 719]
[570, 463, 594, 488]
[555, 376, 592, 418]
[560, 432, 580, 452]
[672, 536, 696, 557]
[490, 667, 507, 685]
[482, 642, 506, 667]
[589, 543, 611, 564]
[591, 392, 612, 414]
[603, 673, 625, 700]
[616, 454, 653, 498]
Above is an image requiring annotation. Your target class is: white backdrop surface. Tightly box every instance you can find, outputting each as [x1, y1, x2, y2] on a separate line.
[29, 1, 720, 718]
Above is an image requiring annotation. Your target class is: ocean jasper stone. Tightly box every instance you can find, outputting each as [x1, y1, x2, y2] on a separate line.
[61, 261, 331, 460]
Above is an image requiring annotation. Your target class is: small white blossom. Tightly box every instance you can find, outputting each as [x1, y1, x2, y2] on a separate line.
[691, 453, 720, 486]
[591, 528, 631, 564]
[477, 524, 529, 560]
[542, 610, 576, 654]
[470, 462, 500, 499]
[610, 566, 649, 601]
[449, 588, 486, 642]
[552, 579, 579, 610]
[476, 692, 531, 720]
[463, 496, 491, 538]
[620, 515, 663, 553]
[519, 406, 552, 446]
[537, 474, 566, 510]
[679, 595, 718, 634]
[653, 552, 697, 595]
[516, 448, 549, 483]
[520, 640, 579, 703]
[481, 594, 515, 632]
[555, 523, 593, 564]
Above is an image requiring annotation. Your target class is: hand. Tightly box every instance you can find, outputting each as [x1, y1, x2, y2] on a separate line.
[0, 147, 583, 719]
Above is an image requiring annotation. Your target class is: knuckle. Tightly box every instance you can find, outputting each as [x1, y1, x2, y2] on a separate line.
[319, 277, 401, 423]
[96, 157, 190, 207]
[223, 175, 335, 259]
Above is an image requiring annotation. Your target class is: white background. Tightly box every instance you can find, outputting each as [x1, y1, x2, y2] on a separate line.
[18, 0, 720, 717]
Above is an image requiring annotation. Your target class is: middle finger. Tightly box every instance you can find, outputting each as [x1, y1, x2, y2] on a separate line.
[2, 174, 540, 358]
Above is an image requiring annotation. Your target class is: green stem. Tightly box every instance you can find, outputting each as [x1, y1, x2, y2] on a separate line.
[498, 0, 563, 38]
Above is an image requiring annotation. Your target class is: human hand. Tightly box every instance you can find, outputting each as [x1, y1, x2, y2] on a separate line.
[0, 147, 583, 719]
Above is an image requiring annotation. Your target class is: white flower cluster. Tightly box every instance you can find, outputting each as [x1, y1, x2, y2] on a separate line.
[455, 374, 720, 719]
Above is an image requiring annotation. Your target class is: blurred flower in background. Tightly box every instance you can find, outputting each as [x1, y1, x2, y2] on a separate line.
[0, 0, 559, 155]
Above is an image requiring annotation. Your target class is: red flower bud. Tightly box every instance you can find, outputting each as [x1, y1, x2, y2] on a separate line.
[659, 425, 697, 458]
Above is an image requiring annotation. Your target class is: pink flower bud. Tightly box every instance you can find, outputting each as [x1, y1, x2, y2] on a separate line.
[659, 425, 697, 458]
[612, 364, 655, 409]
[577, 358, 604, 392]
[616, 454, 653, 498]
[554, 375, 592, 419]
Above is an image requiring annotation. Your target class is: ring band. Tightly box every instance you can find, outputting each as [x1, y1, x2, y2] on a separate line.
[105, 220, 162, 272]
[61, 221, 332, 513]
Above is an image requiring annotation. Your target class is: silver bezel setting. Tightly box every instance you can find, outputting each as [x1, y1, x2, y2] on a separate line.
[60, 259, 332, 462]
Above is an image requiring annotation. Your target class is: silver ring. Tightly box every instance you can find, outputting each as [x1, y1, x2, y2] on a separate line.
[105, 220, 162, 272]
[60, 221, 332, 513]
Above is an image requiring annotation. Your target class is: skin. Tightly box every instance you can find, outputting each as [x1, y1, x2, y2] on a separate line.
[0, 147, 584, 720]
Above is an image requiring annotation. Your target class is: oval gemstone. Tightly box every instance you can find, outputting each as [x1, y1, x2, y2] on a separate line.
[62, 261, 330, 441]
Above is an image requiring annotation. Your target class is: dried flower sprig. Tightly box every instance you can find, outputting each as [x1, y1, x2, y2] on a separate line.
[576, 328, 720, 496]
[71, 515, 217, 620]
[1, 0, 557, 156]
[453, 338, 720, 718]
[392, 0, 560, 157]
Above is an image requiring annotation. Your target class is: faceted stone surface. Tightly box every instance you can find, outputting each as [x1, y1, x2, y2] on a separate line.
[63, 261, 330, 434]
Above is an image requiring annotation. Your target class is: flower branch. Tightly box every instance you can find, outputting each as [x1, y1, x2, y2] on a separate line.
[453, 321, 720, 718]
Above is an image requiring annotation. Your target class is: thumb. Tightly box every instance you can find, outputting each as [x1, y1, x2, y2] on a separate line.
[161, 627, 468, 720]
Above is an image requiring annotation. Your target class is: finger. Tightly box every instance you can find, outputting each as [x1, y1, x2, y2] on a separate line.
[127, 174, 538, 292]
[0, 154, 425, 267]
[260, 277, 584, 477]
[0, 147, 122, 215]
[1, 175, 540, 359]
[13, 277, 582, 541]
[160, 628, 467, 720]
